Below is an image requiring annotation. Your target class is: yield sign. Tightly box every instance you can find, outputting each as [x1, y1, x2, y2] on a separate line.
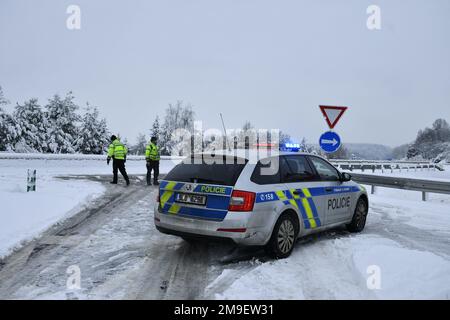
[319, 105, 348, 129]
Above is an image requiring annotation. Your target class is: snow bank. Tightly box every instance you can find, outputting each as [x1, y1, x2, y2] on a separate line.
[216, 235, 450, 300]
[0, 156, 180, 258]
[0, 174, 104, 258]
[214, 182, 450, 299]
[350, 237, 450, 299]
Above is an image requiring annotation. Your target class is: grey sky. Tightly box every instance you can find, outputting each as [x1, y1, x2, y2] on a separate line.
[1, 0, 449, 147]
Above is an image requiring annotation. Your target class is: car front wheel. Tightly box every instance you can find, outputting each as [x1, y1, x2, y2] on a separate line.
[346, 197, 368, 232]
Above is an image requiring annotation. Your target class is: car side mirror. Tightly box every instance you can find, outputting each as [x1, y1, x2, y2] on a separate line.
[341, 172, 352, 182]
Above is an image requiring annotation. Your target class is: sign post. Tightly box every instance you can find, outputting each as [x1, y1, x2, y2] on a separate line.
[318, 105, 348, 154]
[27, 169, 36, 192]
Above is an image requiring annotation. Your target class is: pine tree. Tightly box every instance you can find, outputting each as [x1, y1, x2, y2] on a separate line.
[0, 86, 13, 151]
[75, 104, 110, 154]
[0, 86, 8, 106]
[151, 116, 160, 140]
[12, 98, 48, 152]
[45, 92, 80, 153]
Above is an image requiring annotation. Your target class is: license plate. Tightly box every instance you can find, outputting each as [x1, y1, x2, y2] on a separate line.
[175, 193, 206, 206]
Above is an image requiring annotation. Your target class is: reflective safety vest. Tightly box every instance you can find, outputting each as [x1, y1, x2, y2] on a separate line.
[145, 142, 160, 161]
[108, 139, 128, 160]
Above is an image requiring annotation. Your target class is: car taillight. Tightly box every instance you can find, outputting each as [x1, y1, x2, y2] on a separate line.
[228, 190, 255, 212]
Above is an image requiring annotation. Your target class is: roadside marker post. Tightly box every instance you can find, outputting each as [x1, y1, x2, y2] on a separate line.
[27, 169, 36, 192]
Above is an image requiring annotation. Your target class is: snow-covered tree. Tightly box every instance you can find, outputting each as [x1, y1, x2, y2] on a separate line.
[150, 116, 160, 140]
[45, 92, 80, 153]
[327, 144, 350, 159]
[11, 98, 48, 152]
[75, 104, 109, 154]
[159, 101, 195, 156]
[131, 132, 147, 155]
[408, 119, 450, 160]
[407, 145, 420, 159]
[0, 86, 8, 106]
[121, 137, 130, 148]
[0, 86, 14, 151]
[279, 131, 291, 145]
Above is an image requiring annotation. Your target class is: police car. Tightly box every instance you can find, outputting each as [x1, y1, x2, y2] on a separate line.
[154, 149, 369, 258]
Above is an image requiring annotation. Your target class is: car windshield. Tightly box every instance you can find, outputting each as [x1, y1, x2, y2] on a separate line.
[164, 155, 248, 186]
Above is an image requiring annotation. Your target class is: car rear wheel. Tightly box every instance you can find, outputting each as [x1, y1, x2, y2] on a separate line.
[265, 213, 298, 259]
[346, 197, 368, 232]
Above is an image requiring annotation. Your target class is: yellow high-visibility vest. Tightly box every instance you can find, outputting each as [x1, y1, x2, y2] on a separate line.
[145, 142, 160, 161]
[108, 139, 127, 160]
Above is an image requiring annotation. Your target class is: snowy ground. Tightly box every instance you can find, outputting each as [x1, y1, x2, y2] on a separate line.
[0, 158, 449, 299]
[211, 187, 450, 299]
[0, 158, 179, 258]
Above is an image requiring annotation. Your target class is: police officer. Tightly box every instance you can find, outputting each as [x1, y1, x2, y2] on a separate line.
[107, 135, 130, 186]
[145, 136, 160, 186]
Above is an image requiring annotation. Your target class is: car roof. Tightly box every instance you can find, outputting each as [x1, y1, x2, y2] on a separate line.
[190, 149, 323, 161]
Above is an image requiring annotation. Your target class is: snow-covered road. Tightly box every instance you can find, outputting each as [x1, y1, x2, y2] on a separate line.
[0, 176, 449, 299]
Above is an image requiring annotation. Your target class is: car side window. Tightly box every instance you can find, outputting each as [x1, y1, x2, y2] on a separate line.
[281, 156, 317, 183]
[250, 158, 281, 185]
[308, 156, 340, 181]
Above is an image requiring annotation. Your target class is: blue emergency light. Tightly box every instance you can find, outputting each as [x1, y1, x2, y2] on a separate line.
[280, 143, 301, 152]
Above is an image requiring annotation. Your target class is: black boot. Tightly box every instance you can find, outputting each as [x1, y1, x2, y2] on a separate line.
[110, 181, 117, 184]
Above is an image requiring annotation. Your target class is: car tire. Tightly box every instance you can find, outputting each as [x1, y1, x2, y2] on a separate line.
[265, 213, 298, 259]
[346, 197, 368, 233]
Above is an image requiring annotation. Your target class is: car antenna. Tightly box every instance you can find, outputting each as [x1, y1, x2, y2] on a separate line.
[220, 113, 232, 151]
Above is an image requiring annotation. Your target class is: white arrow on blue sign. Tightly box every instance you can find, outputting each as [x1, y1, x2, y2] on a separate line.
[319, 131, 341, 153]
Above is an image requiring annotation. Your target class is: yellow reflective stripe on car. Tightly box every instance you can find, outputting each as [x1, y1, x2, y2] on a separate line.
[301, 198, 317, 228]
[287, 190, 300, 209]
[289, 199, 299, 209]
[302, 188, 312, 198]
[290, 189, 300, 199]
[160, 182, 179, 210]
[168, 203, 181, 214]
[275, 190, 287, 201]
[165, 181, 177, 190]
[160, 191, 173, 208]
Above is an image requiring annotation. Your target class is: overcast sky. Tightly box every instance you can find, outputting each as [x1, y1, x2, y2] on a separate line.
[1, 0, 449, 147]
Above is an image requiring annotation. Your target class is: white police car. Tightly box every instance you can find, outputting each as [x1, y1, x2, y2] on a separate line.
[154, 149, 369, 258]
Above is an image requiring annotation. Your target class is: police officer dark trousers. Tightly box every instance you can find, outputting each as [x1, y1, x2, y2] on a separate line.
[145, 137, 160, 186]
[107, 135, 130, 186]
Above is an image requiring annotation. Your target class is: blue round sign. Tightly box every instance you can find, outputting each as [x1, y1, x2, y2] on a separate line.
[319, 131, 341, 153]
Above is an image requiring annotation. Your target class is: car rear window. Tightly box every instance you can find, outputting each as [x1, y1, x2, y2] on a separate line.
[251, 157, 282, 185]
[164, 155, 248, 186]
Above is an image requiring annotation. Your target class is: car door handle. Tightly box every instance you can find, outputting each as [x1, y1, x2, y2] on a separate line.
[292, 190, 300, 195]
[325, 187, 333, 192]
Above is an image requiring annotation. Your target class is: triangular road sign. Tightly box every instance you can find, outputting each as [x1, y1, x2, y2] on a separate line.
[319, 105, 348, 129]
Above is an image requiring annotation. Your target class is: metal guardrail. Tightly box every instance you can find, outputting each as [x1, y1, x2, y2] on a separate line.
[349, 173, 450, 201]
[330, 160, 443, 172]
